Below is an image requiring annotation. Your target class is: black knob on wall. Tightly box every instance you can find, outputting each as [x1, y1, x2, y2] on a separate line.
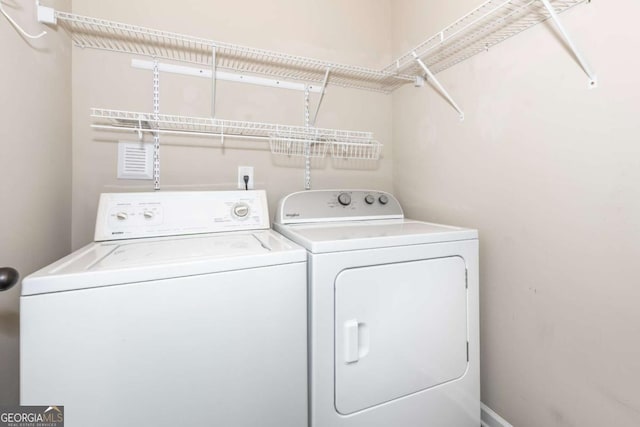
[0, 267, 19, 291]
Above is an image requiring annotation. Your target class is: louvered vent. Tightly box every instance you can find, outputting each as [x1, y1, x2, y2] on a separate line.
[117, 141, 153, 180]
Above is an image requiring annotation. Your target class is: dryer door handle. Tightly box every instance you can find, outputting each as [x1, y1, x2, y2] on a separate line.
[344, 320, 370, 364]
[344, 320, 359, 363]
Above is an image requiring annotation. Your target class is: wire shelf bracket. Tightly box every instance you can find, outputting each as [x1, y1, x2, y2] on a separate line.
[311, 68, 331, 126]
[413, 52, 465, 121]
[539, 0, 597, 88]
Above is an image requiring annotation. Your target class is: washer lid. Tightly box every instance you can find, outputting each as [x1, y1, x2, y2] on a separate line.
[274, 219, 477, 253]
[22, 230, 305, 296]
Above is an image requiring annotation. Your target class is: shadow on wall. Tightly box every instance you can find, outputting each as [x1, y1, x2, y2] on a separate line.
[0, 311, 19, 338]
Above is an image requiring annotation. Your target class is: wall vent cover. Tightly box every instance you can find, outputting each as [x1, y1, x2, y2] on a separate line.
[117, 141, 153, 180]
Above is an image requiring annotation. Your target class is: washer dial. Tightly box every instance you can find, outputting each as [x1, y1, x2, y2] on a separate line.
[232, 203, 250, 218]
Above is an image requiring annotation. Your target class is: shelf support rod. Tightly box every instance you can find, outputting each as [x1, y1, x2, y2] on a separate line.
[539, 0, 597, 88]
[304, 86, 312, 191]
[311, 68, 331, 126]
[211, 46, 217, 117]
[152, 59, 161, 191]
[412, 52, 464, 121]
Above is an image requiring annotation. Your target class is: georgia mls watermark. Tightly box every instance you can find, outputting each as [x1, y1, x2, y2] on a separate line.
[0, 406, 64, 427]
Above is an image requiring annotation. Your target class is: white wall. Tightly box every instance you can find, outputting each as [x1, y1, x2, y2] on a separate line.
[70, 0, 394, 249]
[0, 0, 71, 404]
[391, 1, 640, 426]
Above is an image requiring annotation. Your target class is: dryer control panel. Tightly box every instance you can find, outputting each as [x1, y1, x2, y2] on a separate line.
[275, 190, 404, 224]
[94, 190, 270, 241]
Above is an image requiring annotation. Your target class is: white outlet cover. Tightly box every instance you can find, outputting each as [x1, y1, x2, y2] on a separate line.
[118, 141, 154, 180]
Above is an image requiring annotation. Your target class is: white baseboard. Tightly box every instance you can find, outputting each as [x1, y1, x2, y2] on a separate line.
[481, 403, 514, 427]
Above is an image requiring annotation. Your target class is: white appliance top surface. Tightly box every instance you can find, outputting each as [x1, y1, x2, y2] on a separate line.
[22, 230, 305, 296]
[274, 219, 477, 253]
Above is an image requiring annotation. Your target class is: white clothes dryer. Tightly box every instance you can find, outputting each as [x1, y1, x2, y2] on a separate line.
[274, 189, 480, 427]
[21, 190, 307, 427]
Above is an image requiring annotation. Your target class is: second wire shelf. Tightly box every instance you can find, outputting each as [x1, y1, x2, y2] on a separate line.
[91, 108, 382, 160]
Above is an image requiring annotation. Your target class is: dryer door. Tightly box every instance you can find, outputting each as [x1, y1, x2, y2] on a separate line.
[334, 256, 468, 415]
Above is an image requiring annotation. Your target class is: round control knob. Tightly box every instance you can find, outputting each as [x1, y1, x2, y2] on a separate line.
[143, 211, 154, 220]
[378, 195, 389, 205]
[364, 195, 375, 205]
[233, 203, 250, 218]
[116, 212, 128, 221]
[337, 193, 351, 206]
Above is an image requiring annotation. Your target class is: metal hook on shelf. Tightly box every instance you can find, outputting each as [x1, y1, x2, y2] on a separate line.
[0, 0, 46, 39]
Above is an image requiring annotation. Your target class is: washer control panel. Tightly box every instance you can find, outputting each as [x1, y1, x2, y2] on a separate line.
[275, 190, 404, 224]
[95, 190, 270, 241]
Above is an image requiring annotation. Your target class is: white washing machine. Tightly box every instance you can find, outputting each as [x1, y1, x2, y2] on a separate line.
[21, 190, 307, 427]
[273, 189, 480, 427]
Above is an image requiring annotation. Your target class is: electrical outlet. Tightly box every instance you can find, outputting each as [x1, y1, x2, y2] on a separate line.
[237, 166, 254, 190]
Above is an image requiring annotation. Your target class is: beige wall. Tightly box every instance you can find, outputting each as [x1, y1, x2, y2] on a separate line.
[0, 0, 71, 404]
[392, 1, 640, 426]
[71, 0, 394, 249]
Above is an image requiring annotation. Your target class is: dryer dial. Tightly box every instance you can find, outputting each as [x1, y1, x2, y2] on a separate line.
[338, 193, 352, 206]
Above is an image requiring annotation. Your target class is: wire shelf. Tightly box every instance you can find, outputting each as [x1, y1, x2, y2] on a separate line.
[56, 11, 411, 92]
[91, 108, 380, 159]
[269, 137, 329, 158]
[53, 1, 587, 95]
[331, 141, 382, 160]
[385, 0, 586, 76]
